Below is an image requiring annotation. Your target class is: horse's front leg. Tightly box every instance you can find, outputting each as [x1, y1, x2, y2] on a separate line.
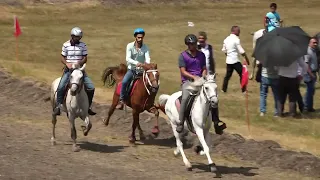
[81, 115, 92, 136]
[148, 106, 160, 137]
[68, 115, 80, 152]
[51, 114, 57, 145]
[172, 122, 192, 171]
[194, 125, 216, 173]
[129, 110, 139, 144]
[103, 93, 119, 126]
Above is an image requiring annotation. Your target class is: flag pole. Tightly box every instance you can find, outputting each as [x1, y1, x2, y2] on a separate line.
[16, 35, 18, 62]
[246, 86, 250, 133]
[242, 60, 251, 135]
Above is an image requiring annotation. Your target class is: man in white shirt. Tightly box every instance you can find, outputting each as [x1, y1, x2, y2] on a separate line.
[221, 26, 250, 93]
[53, 27, 96, 116]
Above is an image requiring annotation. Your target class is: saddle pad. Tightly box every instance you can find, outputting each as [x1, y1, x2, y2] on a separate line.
[115, 79, 139, 96]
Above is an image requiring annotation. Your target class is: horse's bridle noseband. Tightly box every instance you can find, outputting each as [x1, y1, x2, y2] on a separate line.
[143, 69, 160, 95]
[68, 69, 84, 95]
[202, 80, 218, 107]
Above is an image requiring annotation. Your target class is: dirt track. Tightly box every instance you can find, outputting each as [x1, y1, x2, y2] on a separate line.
[0, 67, 320, 180]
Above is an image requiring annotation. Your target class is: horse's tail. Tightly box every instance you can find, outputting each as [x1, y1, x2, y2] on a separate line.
[157, 94, 170, 114]
[101, 63, 127, 88]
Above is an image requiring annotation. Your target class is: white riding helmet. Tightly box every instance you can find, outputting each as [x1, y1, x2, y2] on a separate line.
[71, 27, 83, 37]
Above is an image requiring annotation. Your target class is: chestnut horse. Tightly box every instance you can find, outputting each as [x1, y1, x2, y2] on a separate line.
[101, 63, 160, 143]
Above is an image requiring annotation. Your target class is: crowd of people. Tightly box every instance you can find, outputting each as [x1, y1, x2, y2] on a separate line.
[218, 3, 320, 118]
[52, 2, 319, 138]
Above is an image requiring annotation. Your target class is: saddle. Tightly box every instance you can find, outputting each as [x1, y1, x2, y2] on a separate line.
[176, 93, 198, 134]
[116, 71, 143, 98]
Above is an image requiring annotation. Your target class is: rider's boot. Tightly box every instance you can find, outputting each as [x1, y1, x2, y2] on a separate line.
[53, 103, 61, 116]
[176, 98, 187, 133]
[87, 89, 96, 116]
[211, 107, 226, 135]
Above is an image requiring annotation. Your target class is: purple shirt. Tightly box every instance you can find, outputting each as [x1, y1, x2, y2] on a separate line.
[178, 50, 206, 83]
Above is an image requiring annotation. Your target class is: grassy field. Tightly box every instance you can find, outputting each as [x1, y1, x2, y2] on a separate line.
[1, 0, 320, 155]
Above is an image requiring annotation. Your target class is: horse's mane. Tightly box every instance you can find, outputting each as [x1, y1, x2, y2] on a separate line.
[143, 63, 157, 70]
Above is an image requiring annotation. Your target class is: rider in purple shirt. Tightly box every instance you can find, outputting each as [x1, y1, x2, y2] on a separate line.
[176, 34, 226, 135]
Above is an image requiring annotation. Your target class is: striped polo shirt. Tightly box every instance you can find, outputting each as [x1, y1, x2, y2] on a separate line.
[61, 40, 87, 63]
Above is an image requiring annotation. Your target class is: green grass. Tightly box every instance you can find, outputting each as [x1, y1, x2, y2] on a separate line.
[1, 0, 320, 154]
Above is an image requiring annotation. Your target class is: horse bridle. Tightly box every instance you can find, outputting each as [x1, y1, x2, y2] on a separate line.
[68, 69, 84, 95]
[143, 69, 160, 95]
[201, 79, 218, 107]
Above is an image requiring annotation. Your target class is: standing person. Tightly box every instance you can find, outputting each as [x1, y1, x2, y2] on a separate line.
[117, 28, 150, 109]
[259, 65, 279, 117]
[277, 57, 314, 117]
[296, 64, 305, 113]
[53, 27, 96, 116]
[197, 31, 215, 74]
[176, 34, 226, 134]
[197, 31, 227, 135]
[303, 37, 318, 112]
[264, 3, 283, 33]
[221, 26, 250, 93]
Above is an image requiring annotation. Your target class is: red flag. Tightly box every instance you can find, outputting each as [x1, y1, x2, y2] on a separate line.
[241, 63, 249, 89]
[14, 16, 21, 37]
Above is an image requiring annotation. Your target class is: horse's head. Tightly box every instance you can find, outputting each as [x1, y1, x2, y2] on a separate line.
[202, 74, 218, 107]
[142, 63, 160, 93]
[69, 63, 86, 96]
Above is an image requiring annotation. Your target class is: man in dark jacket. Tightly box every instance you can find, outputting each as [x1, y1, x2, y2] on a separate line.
[197, 31, 227, 135]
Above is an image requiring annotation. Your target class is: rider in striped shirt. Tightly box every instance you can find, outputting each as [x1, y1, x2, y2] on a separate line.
[53, 27, 96, 116]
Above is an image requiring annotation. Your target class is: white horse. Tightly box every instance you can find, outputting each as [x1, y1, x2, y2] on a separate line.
[249, 29, 264, 79]
[158, 74, 219, 174]
[50, 63, 92, 152]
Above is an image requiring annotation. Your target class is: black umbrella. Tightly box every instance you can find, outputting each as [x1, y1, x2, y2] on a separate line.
[252, 26, 310, 67]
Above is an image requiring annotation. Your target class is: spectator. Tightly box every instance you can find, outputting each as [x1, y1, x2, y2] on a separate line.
[221, 26, 250, 93]
[303, 37, 318, 112]
[259, 65, 279, 117]
[197, 31, 215, 74]
[277, 57, 314, 117]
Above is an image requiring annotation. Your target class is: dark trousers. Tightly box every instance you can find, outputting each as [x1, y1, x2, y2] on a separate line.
[278, 76, 299, 115]
[222, 62, 245, 92]
[278, 76, 299, 104]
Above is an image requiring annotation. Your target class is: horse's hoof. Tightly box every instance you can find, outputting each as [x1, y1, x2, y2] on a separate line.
[51, 141, 56, 146]
[82, 124, 92, 136]
[72, 145, 81, 152]
[129, 136, 136, 144]
[173, 150, 180, 157]
[194, 145, 203, 155]
[186, 166, 193, 171]
[102, 118, 109, 126]
[209, 163, 220, 177]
